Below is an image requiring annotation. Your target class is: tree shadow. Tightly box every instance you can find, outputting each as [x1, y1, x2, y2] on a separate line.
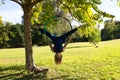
[15, 71, 48, 80]
[0, 65, 48, 80]
[0, 66, 87, 80]
[0, 65, 24, 72]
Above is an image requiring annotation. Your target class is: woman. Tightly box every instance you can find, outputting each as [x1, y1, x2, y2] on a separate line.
[33, 26, 80, 64]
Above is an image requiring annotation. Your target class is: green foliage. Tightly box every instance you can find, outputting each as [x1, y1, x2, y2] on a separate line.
[8, 24, 24, 47]
[92, 0, 102, 4]
[78, 25, 96, 37]
[31, 0, 114, 38]
[88, 27, 101, 47]
[31, 2, 43, 24]
[0, 16, 3, 25]
[0, 23, 24, 48]
[0, 24, 13, 48]
[101, 20, 120, 41]
[1, 39, 120, 79]
[116, 0, 120, 6]
[32, 29, 48, 46]
[32, 0, 57, 27]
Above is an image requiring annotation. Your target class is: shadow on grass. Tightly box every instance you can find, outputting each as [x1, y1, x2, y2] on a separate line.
[67, 45, 92, 49]
[49, 75, 78, 80]
[0, 65, 48, 80]
[15, 71, 48, 80]
[0, 66, 86, 80]
[49, 75, 87, 80]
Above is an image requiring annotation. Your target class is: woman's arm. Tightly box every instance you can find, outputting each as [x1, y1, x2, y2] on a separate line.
[62, 25, 83, 51]
[48, 42, 54, 52]
[63, 35, 71, 51]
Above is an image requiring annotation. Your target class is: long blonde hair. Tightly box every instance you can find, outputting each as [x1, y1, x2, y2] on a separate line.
[54, 53, 62, 64]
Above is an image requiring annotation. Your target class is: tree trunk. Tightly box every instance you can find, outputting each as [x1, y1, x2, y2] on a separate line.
[23, 7, 49, 73]
[11, 0, 49, 73]
[23, 6, 35, 70]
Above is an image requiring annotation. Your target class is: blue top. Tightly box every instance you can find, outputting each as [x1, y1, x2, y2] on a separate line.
[51, 36, 64, 53]
[39, 28, 77, 53]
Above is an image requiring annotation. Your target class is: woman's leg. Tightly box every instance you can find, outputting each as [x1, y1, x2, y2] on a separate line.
[39, 28, 54, 40]
[61, 28, 77, 40]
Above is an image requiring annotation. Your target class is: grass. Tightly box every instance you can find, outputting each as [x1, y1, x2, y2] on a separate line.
[0, 39, 120, 80]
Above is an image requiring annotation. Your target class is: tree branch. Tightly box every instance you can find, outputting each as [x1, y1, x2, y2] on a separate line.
[1, 0, 5, 4]
[60, 0, 74, 19]
[10, 0, 23, 7]
[31, 0, 44, 7]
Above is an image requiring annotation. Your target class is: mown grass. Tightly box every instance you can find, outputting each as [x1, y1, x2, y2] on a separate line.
[0, 39, 120, 80]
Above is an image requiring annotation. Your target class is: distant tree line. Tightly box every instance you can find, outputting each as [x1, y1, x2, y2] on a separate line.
[101, 20, 120, 41]
[0, 21, 84, 48]
[0, 19, 120, 48]
[0, 22, 24, 48]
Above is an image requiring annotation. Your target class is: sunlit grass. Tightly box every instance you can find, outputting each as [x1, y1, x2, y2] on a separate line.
[0, 39, 120, 79]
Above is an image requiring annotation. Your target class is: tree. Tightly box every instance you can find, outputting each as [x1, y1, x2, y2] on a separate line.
[101, 20, 120, 40]
[9, 0, 45, 71]
[0, 22, 14, 48]
[88, 27, 101, 48]
[101, 20, 115, 40]
[0, 26, 10, 48]
[1, 0, 114, 72]
[8, 24, 24, 48]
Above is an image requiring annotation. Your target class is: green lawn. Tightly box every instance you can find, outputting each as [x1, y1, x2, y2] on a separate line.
[0, 39, 120, 80]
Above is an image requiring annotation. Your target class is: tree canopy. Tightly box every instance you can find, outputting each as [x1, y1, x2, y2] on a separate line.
[32, 0, 114, 37]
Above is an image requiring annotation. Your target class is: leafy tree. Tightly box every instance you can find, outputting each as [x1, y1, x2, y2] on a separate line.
[101, 20, 115, 40]
[0, 26, 10, 48]
[114, 21, 120, 38]
[1, 0, 114, 72]
[0, 22, 14, 48]
[88, 27, 101, 47]
[0, 23, 24, 48]
[0, 16, 3, 25]
[101, 20, 120, 40]
[8, 24, 24, 48]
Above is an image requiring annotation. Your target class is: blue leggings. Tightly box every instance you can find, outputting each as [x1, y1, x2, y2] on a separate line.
[39, 28, 77, 41]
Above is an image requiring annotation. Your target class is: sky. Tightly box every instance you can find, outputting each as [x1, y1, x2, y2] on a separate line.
[0, 0, 23, 24]
[98, 0, 120, 21]
[0, 0, 120, 24]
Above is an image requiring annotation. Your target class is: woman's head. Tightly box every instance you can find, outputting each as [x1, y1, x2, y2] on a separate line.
[54, 53, 62, 64]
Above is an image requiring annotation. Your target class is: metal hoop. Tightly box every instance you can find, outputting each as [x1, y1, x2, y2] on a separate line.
[44, 15, 73, 31]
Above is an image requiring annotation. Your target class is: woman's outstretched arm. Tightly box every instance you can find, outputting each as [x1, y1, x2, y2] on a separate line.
[61, 25, 83, 42]
[63, 35, 71, 51]
[48, 42, 54, 52]
[62, 25, 83, 51]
